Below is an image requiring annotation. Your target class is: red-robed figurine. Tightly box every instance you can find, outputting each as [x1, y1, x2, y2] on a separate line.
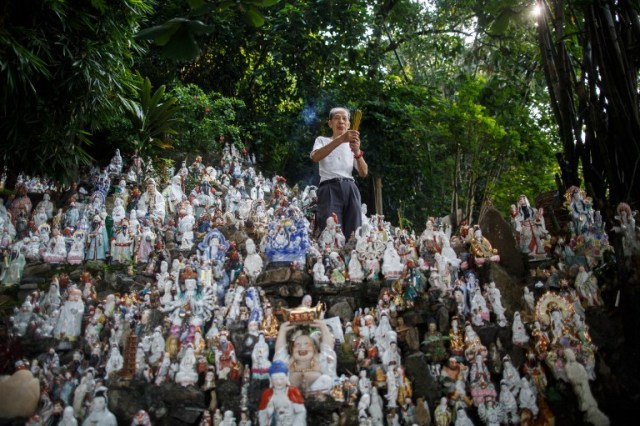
[258, 360, 306, 426]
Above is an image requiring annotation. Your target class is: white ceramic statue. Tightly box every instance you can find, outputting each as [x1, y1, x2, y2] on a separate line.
[243, 238, 264, 283]
[485, 281, 508, 327]
[175, 345, 199, 387]
[312, 257, 329, 284]
[111, 198, 126, 225]
[258, 360, 306, 426]
[105, 345, 124, 377]
[81, 392, 117, 426]
[42, 228, 68, 264]
[612, 202, 640, 257]
[54, 286, 85, 341]
[163, 174, 186, 216]
[274, 319, 337, 395]
[137, 178, 166, 222]
[381, 240, 404, 280]
[511, 311, 529, 347]
[563, 348, 610, 426]
[178, 204, 196, 251]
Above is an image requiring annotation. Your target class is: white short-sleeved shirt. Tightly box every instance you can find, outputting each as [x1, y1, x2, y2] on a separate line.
[311, 136, 355, 182]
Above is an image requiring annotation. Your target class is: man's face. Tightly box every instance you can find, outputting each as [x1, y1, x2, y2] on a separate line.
[329, 110, 350, 133]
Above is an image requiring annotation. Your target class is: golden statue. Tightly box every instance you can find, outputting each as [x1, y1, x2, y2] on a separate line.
[467, 226, 500, 264]
[261, 304, 280, 340]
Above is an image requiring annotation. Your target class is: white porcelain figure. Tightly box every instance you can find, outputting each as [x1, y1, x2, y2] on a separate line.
[564, 348, 610, 426]
[485, 282, 508, 327]
[54, 286, 85, 341]
[137, 178, 166, 222]
[518, 377, 538, 416]
[381, 240, 404, 280]
[273, 319, 337, 395]
[43, 228, 67, 264]
[81, 392, 117, 426]
[257, 360, 306, 426]
[178, 204, 196, 251]
[243, 238, 264, 282]
[111, 198, 126, 225]
[511, 312, 529, 346]
[105, 345, 124, 377]
[163, 175, 186, 216]
[175, 346, 199, 387]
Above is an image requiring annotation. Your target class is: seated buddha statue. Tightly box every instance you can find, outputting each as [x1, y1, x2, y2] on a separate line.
[467, 226, 500, 265]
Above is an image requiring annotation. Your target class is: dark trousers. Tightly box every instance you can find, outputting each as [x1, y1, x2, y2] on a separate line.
[316, 178, 362, 240]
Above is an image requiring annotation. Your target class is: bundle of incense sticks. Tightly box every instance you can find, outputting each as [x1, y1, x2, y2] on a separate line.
[352, 109, 362, 131]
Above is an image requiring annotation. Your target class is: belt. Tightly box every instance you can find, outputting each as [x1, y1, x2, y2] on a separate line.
[320, 177, 355, 186]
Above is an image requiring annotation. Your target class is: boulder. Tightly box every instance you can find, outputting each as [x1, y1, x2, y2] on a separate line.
[257, 267, 291, 286]
[108, 380, 206, 425]
[112, 274, 137, 293]
[479, 207, 524, 279]
[23, 262, 51, 277]
[216, 379, 242, 418]
[327, 300, 354, 322]
[488, 262, 524, 319]
[475, 323, 499, 350]
[403, 352, 439, 407]
[0, 369, 40, 419]
[305, 394, 341, 426]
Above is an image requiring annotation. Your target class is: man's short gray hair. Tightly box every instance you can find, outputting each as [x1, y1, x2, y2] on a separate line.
[329, 107, 350, 119]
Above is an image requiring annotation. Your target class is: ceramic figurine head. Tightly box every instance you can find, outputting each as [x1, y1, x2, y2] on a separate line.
[269, 360, 289, 390]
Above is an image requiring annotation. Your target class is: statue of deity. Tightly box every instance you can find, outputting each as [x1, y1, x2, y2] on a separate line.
[467, 226, 500, 265]
[421, 322, 449, 364]
[85, 215, 109, 262]
[54, 286, 85, 342]
[137, 178, 166, 222]
[243, 238, 264, 283]
[42, 228, 68, 264]
[566, 186, 595, 236]
[81, 392, 117, 426]
[175, 345, 199, 387]
[612, 202, 640, 257]
[273, 318, 337, 396]
[163, 175, 186, 216]
[510, 195, 549, 256]
[258, 360, 306, 426]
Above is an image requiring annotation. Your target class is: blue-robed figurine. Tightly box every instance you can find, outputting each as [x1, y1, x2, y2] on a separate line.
[85, 215, 109, 261]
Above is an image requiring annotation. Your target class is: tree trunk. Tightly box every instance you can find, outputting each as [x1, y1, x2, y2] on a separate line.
[374, 176, 384, 217]
[536, 0, 640, 209]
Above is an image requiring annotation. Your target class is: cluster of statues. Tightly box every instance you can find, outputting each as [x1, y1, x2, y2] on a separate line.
[1, 142, 632, 426]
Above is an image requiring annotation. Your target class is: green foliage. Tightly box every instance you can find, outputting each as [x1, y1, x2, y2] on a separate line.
[0, 0, 562, 234]
[136, 17, 215, 60]
[136, 0, 282, 60]
[133, 0, 556, 228]
[119, 74, 182, 158]
[169, 83, 245, 161]
[0, 0, 153, 182]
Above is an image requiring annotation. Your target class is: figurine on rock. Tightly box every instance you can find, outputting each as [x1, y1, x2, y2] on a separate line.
[466, 226, 500, 266]
[273, 318, 337, 396]
[510, 194, 549, 258]
[258, 360, 306, 426]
